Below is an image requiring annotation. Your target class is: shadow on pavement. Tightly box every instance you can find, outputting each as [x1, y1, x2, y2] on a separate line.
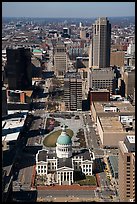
[12, 190, 37, 202]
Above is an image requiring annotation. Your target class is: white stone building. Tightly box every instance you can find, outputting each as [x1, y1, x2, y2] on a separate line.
[36, 125, 95, 185]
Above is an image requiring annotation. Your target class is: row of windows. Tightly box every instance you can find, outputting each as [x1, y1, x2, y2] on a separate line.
[83, 165, 92, 168]
[57, 148, 69, 152]
[38, 166, 46, 169]
[92, 82, 112, 85]
[48, 163, 56, 166]
[48, 166, 56, 169]
[37, 170, 46, 174]
[93, 79, 112, 81]
[56, 49, 66, 52]
[38, 165, 56, 169]
[83, 168, 92, 172]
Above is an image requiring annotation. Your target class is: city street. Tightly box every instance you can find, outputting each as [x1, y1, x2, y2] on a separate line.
[81, 111, 120, 202]
[82, 111, 104, 157]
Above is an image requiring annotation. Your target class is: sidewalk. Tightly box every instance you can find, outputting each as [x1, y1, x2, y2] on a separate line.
[37, 184, 97, 191]
[37, 196, 100, 202]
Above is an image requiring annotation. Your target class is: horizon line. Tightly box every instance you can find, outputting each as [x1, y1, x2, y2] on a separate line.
[2, 15, 135, 19]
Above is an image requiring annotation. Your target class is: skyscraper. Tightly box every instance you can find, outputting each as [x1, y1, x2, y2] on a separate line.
[118, 136, 135, 202]
[62, 27, 71, 38]
[54, 41, 68, 77]
[80, 27, 86, 39]
[89, 17, 111, 68]
[64, 72, 82, 111]
[6, 47, 32, 90]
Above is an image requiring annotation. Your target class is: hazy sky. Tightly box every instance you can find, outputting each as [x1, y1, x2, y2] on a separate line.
[2, 2, 135, 18]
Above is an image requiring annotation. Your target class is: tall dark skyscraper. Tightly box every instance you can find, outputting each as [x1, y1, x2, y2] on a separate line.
[64, 72, 82, 111]
[89, 17, 111, 68]
[6, 47, 32, 90]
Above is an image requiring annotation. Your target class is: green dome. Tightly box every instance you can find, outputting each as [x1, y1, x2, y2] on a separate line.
[57, 125, 72, 145]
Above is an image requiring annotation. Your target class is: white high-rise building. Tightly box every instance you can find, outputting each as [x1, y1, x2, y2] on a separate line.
[79, 22, 83, 28]
[80, 28, 86, 39]
[127, 42, 135, 55]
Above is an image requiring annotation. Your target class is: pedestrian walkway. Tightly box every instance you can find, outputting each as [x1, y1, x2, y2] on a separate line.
[37, 184, 97, 191]
[37, 196, 99, 202]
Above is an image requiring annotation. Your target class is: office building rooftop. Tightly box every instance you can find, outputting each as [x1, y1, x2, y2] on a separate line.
[64, 72, 81, 79]
[2, 110, 28, 142]
[93, 101, 135, 113]
[99, 116, 124, 133]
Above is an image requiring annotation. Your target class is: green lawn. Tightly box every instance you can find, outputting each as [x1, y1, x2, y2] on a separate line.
[76, 175, 96, 186]
[43, 129, 73, 147]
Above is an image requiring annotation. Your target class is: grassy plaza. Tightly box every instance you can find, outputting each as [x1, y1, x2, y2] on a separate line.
[43, 129, 74, 147]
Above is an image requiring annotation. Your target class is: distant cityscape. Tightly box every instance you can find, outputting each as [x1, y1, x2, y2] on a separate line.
[2, 14, 135, 203]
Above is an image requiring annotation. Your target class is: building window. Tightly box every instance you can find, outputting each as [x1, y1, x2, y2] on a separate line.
[127, 156, 130, 162]
[126, 191, 130, 194]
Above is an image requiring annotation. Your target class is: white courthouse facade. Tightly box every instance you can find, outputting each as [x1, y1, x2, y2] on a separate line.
[36, 125, 95, 185]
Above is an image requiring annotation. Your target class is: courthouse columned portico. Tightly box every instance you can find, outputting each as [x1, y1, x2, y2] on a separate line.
[57, 168, 73, 185]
